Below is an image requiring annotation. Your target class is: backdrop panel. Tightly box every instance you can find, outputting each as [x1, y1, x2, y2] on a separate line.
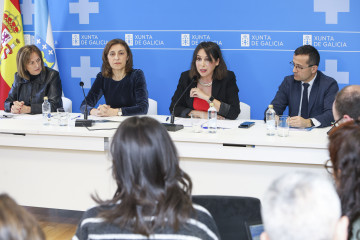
[20, 0, 359, 119]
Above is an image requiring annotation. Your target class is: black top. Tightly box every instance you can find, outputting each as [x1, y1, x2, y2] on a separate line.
[170, 70, 240, 120]
[4, 67, 63, 114]
[80, 69, 149, 116]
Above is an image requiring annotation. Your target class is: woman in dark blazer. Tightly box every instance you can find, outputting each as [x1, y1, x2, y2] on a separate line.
[80, 39, 148, 117]
[170, 41, 240, 120]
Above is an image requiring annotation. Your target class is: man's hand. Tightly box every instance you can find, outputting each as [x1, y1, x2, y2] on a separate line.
[289, 116, 312, 128]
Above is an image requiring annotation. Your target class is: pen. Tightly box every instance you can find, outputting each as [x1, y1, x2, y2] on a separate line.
[166, 117, 169, 122]
[71, 115, 81, 120]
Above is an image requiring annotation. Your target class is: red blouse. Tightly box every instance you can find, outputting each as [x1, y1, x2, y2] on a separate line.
[193, 97, 209, 111]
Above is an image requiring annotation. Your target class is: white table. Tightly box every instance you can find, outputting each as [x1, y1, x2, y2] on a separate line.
[0, 113, 330, 210]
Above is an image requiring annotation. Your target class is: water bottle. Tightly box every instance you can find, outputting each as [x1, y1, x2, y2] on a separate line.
[208, 102, 217, 133]
[266, 104, 276, 136]
[42, 96, 51, 125]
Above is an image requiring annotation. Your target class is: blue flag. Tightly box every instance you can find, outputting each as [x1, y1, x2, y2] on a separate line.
[34, 0, 57, 70]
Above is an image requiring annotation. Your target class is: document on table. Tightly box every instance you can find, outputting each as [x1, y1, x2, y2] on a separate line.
[174, 118, 241, 129]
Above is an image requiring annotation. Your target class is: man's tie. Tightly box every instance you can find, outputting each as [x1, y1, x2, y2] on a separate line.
[301, 83, 310, 119]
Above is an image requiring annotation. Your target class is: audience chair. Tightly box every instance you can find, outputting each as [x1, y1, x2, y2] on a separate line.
[147, 98, 157, 115]
[192, 195, 262, 240]
[237, 102, 251, 119]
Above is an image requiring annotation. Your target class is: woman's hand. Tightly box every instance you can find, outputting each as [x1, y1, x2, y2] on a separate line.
[11, 101, 25, 114]
[190, 87, 209, 101]
[189, 110, 207, 119]
[91, 104, 118, 117]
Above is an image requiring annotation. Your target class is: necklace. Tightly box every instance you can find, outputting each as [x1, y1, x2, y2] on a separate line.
[198, 80, 213, 87]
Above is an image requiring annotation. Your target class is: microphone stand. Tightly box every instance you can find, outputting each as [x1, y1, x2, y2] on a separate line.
[162, 76, 197, 131]
[75, 82, 94, 127]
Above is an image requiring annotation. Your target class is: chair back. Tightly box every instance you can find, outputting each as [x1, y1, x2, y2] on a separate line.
[192, 195, 262, 240]
[62, 97, 72, 113]
[237, 102, 251, 119]
[147, 98, 157, 115]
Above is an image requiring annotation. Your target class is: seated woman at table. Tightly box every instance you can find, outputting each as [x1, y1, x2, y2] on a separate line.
[80, 39, 148, 117]
[328, 120, 360, 240]
[73, 117, 220, 240]
[0, 193, 45, 240]
[4, 45, 63, 114]
[170, 41, 240, 120]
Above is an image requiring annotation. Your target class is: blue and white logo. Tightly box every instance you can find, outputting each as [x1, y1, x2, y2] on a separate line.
[241, 34, 250, 47]
[181, 34, 190, 47]
[322, 60, 349, 84]
[314, 0, 350, 24]
[71, 56, 100, 89]
[72, 34, 80, 46]
[303, 35, 312, 45]
[20, 0, 35, 25]
[125, 34, 134, 46]
[69, 0, 99, 24]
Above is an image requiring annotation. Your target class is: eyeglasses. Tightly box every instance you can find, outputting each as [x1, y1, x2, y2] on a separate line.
[289, 61, 314, 70]
[327, 116, 344, 135]
[324, 159, 334, 175]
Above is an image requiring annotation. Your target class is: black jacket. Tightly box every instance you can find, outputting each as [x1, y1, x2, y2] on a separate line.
[4, 67, 63, 114]
[170, 70, 240, 120]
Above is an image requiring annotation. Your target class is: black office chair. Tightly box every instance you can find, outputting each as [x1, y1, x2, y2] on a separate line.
[192, 195, 262, 240]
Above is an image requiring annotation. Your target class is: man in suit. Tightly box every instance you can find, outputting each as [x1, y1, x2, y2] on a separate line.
[269, 45, 339, 128]
[260, 171, 349, 240]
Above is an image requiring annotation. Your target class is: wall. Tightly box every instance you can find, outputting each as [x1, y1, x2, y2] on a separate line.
[19, 0, 360, 119]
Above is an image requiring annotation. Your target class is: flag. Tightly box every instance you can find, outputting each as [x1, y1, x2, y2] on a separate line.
[35, 0, 57, 71]
[0, 0, 24, 110]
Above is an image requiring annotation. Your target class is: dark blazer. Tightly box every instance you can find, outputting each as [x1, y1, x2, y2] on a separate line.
[80, 69, 148, 116]
[270, 71, 338, 127]
[4, 67, 63, 114]
[170, 70, 240, 120]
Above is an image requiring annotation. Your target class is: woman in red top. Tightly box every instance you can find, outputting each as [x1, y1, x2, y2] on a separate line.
[169, 42, 240, 120]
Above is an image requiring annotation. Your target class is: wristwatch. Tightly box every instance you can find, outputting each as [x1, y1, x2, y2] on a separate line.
[208, 96, 215, 103]
[118, 108, 122, 116]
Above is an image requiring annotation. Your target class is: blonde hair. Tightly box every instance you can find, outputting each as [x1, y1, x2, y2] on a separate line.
[0, 193, 45, 240]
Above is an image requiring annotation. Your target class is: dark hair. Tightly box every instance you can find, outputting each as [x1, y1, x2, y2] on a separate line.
[294, 45, 320, 66]
[334, 85, 360, 120]
[328, 120, 360, 238]
[16, 45, 45, 80]
[0, 193, 45, 240]
[101, 39, 133, 78]
[93, 117, 194, 236]
[189, 41, 227, 80]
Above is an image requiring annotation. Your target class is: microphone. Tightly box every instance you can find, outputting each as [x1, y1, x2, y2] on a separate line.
[75, 81, 94, 127]
[163, 76, 197, 132]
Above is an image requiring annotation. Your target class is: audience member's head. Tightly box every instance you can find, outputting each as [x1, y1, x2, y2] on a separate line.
[0, 193, 45, 240]
[94, 116, 194, 236]
[328, 120, 360, 239]
[260, 171, 348, 240]
[333, 85, 360, 123]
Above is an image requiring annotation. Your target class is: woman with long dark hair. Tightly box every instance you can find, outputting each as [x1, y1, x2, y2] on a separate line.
[170, 41, 240, 120]
[73, 117, 220, 240]
[328, 120, 360, 240]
